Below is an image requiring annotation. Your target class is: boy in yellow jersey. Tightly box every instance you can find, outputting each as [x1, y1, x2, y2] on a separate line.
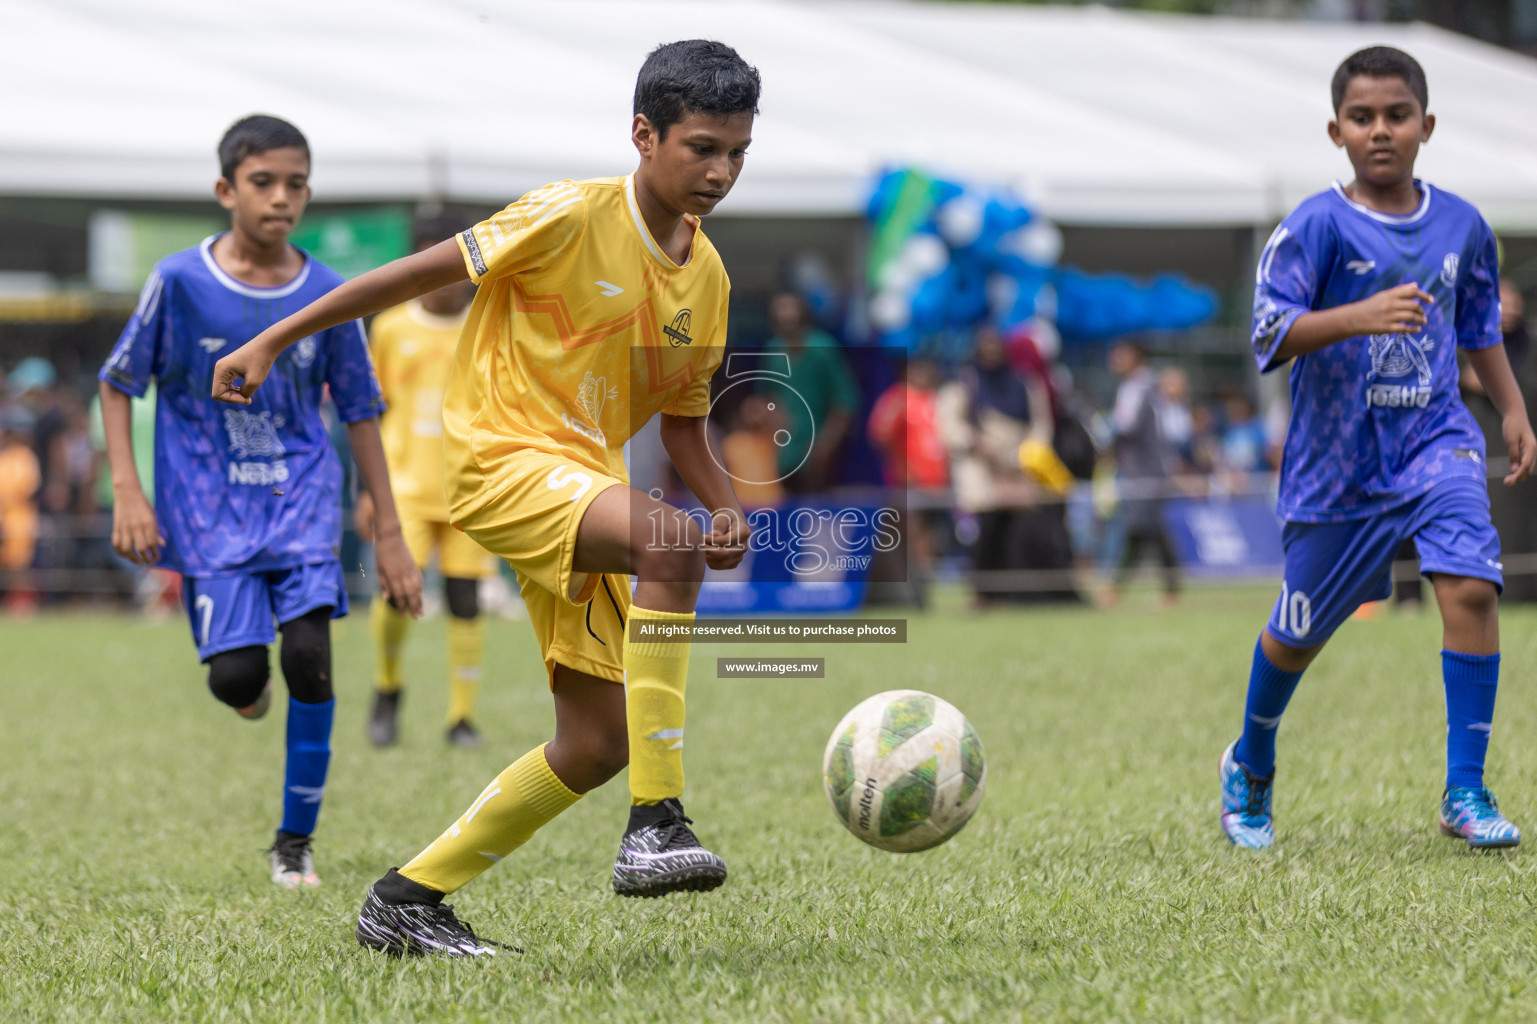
[213, 40, 759, 956]
[358, 216, 495, 749]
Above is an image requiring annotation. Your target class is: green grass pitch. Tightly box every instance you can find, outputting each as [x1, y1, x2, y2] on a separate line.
[4, 586, 1537, 1023]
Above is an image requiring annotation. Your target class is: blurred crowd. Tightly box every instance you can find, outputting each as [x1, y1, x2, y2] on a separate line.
[4, 277, 1530, 615]
[0, 356, 167, 613]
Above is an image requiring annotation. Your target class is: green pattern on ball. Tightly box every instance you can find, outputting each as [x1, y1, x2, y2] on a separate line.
[960, 721, 985, 803]
[827, 723, 857, 823]
[877, 694, 934, 758]
[879, 755, 938, 837]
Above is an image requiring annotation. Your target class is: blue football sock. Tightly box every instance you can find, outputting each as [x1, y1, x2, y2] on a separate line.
[1443, 650, 1499, 791]
[1233, 636, 1304, 777]
[281, 697, 334, 836]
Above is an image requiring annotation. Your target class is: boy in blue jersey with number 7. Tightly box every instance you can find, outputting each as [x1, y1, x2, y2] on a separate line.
[98, 115, 424, 887]
[1221, 47, 1536, 850]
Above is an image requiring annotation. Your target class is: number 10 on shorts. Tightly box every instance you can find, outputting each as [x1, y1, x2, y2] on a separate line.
[1276, 580, 1312, 639]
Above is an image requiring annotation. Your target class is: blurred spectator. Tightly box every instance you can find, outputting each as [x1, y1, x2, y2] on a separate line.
[867, 357, 947, 491]
[1004, 320, 1061, 419]
[937, 326, 1060, 604]
[868, 357, 949, 592]
[1103, 340, 1179, 608]
[1186, 402, 1222, 476]
[1219, 392, 1275, 478]
[1155, 367, 1195, 472]
[762, 291, 860, 491]
[10, 358, 64, 509]
[0, 405, 41, 612]
[720, 394, 787, 510]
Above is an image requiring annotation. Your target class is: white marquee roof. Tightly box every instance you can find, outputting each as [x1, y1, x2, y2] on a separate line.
[5, 0, 1537, 227]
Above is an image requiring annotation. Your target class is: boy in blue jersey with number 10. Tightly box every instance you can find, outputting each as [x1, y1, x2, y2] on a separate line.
[1221, 47, 1536, 850]
[98, 115, 424, 887]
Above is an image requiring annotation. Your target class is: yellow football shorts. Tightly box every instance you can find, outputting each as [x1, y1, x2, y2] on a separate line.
[401, 516, 497, 579]
[458, 449, 631, 687]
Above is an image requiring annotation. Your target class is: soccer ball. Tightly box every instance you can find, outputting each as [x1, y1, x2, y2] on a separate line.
[822, 689, 986, 853]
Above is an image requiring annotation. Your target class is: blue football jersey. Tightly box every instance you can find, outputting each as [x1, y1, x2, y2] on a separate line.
[100, 236, 385, 575]
[1252, 181, 1501, 523]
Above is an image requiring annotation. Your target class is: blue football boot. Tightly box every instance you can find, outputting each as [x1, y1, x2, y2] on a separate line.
[1439, 786, 1521, 849]
[1220, 741, 1274, 850]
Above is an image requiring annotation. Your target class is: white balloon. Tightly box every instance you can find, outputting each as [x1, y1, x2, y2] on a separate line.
[901, 232, 951, 278]
[936, 195, 985, 248]
[1018, 220, 1063, 266]
[869, 289, 913, 332]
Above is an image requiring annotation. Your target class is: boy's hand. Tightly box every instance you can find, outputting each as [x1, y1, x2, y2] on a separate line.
[1502, 413, 1536, 485]
[111, 488, 166, 566]
[373, 529, 424, 617]
[703, 508, 751, 571]
[212, 338, 277, 405]
[353, 492, 376, 544]
[1353, 282, 1434, 335]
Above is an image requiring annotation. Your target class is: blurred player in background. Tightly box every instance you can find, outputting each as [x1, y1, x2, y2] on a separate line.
[212, 41, 758, 955]
[1222, 47, 1535, 851]
[99, 115, 423, 888]
[358, 215, 496, 749]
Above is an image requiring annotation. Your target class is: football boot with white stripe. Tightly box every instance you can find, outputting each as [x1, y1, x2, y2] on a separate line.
[612, 798, 727, 898]
[355, 879, 512, 957]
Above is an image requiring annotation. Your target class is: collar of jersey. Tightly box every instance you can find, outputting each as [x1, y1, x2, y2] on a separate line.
[1329, 179, 1433, 225]
[200, 235, 312, 299]
[624, 174, 697, 270]
[406, 300, 469, 331]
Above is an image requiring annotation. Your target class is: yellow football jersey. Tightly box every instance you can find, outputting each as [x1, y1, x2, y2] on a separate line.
[370, 299, 469, 520]
[444, 174, 730, 520]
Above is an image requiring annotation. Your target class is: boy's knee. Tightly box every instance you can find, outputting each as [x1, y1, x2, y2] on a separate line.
[279, 607, 334, 704]
[634, 529, 707, 583]
[1450, 577, 1499, 616]
[207, 645, 270, 708]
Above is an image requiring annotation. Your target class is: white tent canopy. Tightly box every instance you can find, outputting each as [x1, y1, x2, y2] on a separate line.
[5, 0, 1537, 228]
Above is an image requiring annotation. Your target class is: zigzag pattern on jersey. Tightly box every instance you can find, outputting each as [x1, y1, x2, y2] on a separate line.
[510, 284, 697, 396]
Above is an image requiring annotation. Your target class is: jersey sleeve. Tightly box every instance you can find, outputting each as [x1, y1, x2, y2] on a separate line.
[1456, 217, 1502, 351]
[456, 181, 587, 285]
[324, 320, 387, 423]
[1250, 210, 1331, 373]
[366, 315, 396, 407]
[98, 268, 169, 397]
[662, 293, 729, 418]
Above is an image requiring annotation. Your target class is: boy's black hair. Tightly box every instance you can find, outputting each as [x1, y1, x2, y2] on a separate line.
[1331, 46, 1428, 114]
[218, 114, 310, 181]
[413, 213, 465, 251]
[633, 40, 760, 140]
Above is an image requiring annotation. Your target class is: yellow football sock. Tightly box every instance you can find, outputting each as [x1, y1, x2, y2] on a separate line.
[446, 616, 485, 725]
[399, 743, 580, 895]
[371, 598, 411, 693]
[624, 605, 693, 805]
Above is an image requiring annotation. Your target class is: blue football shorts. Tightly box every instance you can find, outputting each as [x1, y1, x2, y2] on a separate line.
[182, 560, 348, 661]
[1266, 477, 1502, 648]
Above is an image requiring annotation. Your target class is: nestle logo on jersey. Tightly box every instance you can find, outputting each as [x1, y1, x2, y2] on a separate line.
[663, 308, 693, 347]
[1366, 384, 1431, 408]
[229, 460, 290, 485]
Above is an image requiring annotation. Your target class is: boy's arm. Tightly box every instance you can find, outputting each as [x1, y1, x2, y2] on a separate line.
[1465, 343, 1537, 484]
[213, 240, 467, 404]
[345, 417, 424, 615]
[99, 381, 165, 565]
[1272, 282, 1435, 362]
[660, 413, 749, 571]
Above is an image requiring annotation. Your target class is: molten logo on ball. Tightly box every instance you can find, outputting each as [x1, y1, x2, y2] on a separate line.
[823, 689, 986, 853]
